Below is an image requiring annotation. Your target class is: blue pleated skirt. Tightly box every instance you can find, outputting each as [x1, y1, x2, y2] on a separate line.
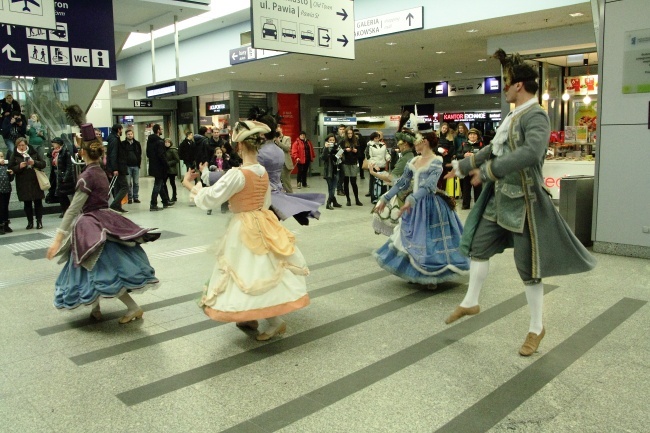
[54, 241, 159, 309]
[374, 193, 469, 285]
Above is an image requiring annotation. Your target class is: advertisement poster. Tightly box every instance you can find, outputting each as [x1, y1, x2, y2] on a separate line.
[276, 93, 300, 144]
[573, 101, 598, 140]
[623, 29, 650, 94]
[563, 75, 598, 95]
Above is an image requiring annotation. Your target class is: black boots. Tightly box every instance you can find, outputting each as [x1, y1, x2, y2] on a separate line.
[3, 222, 11, 233]
[26, 220, 34, 230]
[331, 198, 342, 208]
[326, 199, 334, 210]
[36, 220, 43, 229]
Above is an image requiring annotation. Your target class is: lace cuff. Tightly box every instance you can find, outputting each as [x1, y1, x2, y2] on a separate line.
[189, 183, 203, 204]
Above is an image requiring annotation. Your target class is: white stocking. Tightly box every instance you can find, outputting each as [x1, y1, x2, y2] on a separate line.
[118, 292, 139, 313]
[460, 260, 489, 308]
[266, 316, 284, 333]
[525, 282, 544, 335]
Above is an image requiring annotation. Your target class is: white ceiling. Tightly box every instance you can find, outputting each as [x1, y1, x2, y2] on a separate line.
[112, 2, 596, 116]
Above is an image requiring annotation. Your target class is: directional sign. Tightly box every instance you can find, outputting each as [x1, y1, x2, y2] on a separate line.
[251, 0, 354, 60]
[134, 100, 153, 108]
[0, 0, 57, 30]
[228, 45, 285, 65]
[0, 0, 116, 79]
[355, 7, 423, 40]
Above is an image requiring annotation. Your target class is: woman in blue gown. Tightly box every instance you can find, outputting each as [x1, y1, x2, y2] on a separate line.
[373, 130, 469, 288]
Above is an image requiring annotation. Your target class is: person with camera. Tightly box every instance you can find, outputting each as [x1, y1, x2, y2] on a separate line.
[321, 133, 342, 209]
[457, 128, 484, 210]
[2, 111, 27, 159]
[9, 137, 46, 229]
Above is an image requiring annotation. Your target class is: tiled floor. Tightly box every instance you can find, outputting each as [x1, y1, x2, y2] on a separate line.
[1, 176, 648, 433]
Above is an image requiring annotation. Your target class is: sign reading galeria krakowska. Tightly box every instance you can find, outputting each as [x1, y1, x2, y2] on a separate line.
[0, 0, 116, 79]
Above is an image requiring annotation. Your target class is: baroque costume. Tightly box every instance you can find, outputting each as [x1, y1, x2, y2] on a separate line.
[374, 155, 469, 285]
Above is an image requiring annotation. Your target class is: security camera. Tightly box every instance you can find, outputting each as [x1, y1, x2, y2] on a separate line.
[380, 79, 388, 88]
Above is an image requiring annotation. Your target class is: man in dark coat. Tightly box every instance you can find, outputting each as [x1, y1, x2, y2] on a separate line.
[178, 131, 197, 170]
[192, 126, 211, 167]
[106, 123, 128, 213]
[146, 124, 173, 211]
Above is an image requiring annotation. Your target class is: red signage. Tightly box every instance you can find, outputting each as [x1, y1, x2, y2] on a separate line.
[277, 93, 301, 144]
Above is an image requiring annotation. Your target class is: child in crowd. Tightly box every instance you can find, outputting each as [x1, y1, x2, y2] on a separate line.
[207, 147, 232, 213]
[0, 151, 14, 235]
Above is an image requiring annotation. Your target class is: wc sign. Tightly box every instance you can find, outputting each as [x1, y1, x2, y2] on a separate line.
[70, 48, 110, 68]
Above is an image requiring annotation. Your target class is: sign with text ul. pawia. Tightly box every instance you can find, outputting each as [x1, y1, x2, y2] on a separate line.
[0, 0, 116, 79]
[0, 0, 56, 30]
[252, 0, 354, 60]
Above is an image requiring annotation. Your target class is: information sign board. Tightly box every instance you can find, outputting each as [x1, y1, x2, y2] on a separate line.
[251, 0, 354, 60]
[0, 0, 115, 79]
[229, 45, 284, 65]
[355, 7, 423, 40]
[0, 0, 57, 30]
[146, 80, 187, 99]
[134, 100, 153, 108]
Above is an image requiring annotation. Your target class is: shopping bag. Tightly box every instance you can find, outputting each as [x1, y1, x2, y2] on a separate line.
[35, 170, 51, 191]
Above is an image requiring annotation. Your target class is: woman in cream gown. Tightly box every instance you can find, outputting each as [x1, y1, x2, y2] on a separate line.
[182, 120, 309, 341]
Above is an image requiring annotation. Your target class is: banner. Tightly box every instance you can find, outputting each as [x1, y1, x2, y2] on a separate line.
[277, 93, 301, 144]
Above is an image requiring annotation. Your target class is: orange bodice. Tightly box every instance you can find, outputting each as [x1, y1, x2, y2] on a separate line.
[228, 168, 269, 213]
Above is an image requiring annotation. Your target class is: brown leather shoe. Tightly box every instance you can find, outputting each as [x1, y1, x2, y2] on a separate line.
[519, 328, 545, 356]
[444, 305, 480, 324]
[235, 320, 259, 331]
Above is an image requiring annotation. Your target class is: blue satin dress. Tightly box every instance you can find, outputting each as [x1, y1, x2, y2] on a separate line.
[374, 156, 469, 285]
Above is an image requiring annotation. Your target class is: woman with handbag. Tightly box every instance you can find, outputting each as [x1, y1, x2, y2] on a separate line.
[9, 137, 46, 229]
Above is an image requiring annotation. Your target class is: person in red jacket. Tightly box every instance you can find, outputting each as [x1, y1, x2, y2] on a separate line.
[291, 131, 315, 189]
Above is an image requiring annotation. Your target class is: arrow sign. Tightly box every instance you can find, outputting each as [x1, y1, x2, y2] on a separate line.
[336, 9, 348, 21]
[231, 52, 237, 60]
[337, 35, 349, 47]
[2, 44, 21, 62]
[323, 33, 330, 43]
[406, 13, 414, 26]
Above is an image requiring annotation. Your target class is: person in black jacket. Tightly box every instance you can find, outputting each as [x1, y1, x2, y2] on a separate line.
[55, 138, 76, 216]
[1, 93, 21, 118]
[178, 131, 197, 171]
[1, 111, 27, 159]
[193, 126, 211, 167]
[106, 123, 128, 213]
[146, 124, 173, 211]
[123, 129, 142, 204]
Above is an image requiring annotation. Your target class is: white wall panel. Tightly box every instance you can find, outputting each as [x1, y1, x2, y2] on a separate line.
[596, 0, 650, 248]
